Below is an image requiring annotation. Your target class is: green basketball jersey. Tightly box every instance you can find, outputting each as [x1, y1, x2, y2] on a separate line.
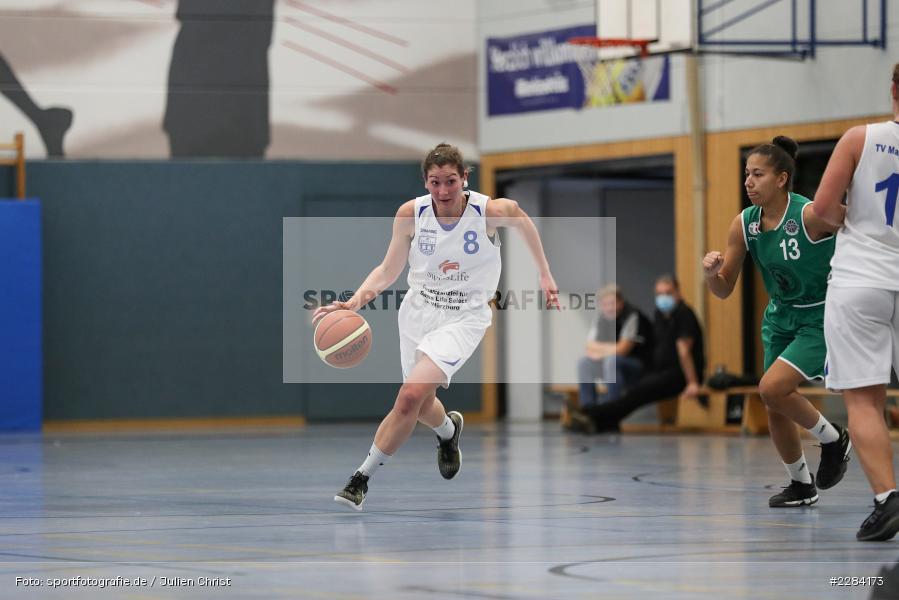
[742, 192, 835, 308]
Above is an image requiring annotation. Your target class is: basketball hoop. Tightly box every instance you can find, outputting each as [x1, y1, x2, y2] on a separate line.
[568, 37, 652, 58]
[567, 37, 654, 107]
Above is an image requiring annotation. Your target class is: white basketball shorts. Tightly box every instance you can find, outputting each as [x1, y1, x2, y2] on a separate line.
[397, 293, 492, 387]
[824, 286, 899, 390]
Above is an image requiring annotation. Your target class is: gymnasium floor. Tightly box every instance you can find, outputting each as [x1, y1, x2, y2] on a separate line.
[1, 423, 897, 599]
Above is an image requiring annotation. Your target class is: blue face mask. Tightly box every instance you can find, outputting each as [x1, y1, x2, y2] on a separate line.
[655, 294, 676, 313]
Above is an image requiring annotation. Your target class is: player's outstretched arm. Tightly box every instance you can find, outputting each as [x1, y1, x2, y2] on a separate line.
[312, 201, 414, 324]
[487, 198, 559, 309]
[812, 125, 864, 227]
[703, 214, 746, 299]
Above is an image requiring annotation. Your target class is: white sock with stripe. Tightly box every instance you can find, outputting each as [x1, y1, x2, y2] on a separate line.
[432, 415, 456, 441]
[357, 443, 391, 477]
[806, 414, 840, 444]
[784, 455, 813, 484]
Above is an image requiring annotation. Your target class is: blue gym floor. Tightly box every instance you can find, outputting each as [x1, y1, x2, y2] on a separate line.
[1, 423, 897, 599]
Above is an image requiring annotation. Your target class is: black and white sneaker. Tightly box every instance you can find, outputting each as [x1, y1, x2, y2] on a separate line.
[334, 471, 368, 511]
[816, 423, 852, 490]
[769, 476, 819, 507]
[437, 411, 463, 480]
[857, 492, 899, 542]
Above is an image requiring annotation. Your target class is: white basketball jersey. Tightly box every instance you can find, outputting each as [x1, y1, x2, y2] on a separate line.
[407, 191, 501, 315]
[830, 121, 899, 289]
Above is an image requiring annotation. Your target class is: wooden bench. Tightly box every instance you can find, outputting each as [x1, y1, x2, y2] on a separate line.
[725, 386, 899, 434]
[549, 384, 899, 435]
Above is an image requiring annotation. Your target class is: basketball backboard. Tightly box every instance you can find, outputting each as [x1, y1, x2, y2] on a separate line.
[594, 0, 694, 60]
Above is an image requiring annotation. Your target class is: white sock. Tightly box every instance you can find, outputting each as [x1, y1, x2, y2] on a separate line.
[806, 414, 840, 444]
[432, 415, 456, 441]
[784, 455, 812, 484]
[875, 489, 897, 504]
[357, 443, 391, 477]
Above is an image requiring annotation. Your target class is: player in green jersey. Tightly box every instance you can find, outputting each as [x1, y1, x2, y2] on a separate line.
[703, 136, 852, 507]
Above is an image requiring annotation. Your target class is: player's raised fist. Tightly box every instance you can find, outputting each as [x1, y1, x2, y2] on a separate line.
[702, 251, 724, 276]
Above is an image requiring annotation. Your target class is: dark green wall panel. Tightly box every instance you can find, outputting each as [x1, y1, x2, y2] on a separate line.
[0, 161, 482, 421]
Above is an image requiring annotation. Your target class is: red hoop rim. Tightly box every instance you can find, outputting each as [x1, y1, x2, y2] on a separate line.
[567, 36, 653, 57]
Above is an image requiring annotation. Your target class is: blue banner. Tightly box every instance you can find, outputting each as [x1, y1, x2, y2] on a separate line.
[487, 25, 592, 116]
[487, 25, 670, 116]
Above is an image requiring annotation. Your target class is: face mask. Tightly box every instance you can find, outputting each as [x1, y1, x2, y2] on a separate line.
[655, 294, 676, 313]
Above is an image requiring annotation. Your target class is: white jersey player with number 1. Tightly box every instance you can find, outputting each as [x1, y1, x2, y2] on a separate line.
[812, 63, 899, 542]
[312, 143, 559, 511]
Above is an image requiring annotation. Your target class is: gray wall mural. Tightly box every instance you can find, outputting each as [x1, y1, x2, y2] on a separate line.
[165, 0, 274, 158]
[0, 0, 477, 160]
[0, 52, 73, 157]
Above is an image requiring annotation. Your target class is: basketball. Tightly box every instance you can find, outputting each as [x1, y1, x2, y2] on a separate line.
[314, 310, 372, 368]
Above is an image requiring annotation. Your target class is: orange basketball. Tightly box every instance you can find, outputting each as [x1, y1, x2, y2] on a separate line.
[314, 310, 372, 368]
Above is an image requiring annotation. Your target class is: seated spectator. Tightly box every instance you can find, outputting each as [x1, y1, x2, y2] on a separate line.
[576, 284, 653, 408]
[583, 275, 705, 433]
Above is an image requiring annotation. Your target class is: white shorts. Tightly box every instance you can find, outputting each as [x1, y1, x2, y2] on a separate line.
[824, 286, 899, 390]
[397, 293, 492, 388]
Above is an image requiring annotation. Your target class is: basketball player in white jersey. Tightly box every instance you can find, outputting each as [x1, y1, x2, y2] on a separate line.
[813, 64, 899, 541]
[313, 143, 559, 510]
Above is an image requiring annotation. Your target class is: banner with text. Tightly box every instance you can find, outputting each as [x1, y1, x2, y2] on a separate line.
[486, 25, 670, 116]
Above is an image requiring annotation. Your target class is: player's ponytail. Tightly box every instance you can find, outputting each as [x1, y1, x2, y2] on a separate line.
[772, 136, 799, 161]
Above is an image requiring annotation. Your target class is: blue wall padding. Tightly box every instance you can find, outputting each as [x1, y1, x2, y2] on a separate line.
[0, 200, 42, 431]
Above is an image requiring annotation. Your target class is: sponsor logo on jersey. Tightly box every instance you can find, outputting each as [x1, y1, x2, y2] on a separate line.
[439, 260, 460, 273]
[425, 259, 469, 281]
[418, 233, 436, 255]
[784, 219, 800, 235]
[748, 222, 760, 236]
[426, 269, 470, 282]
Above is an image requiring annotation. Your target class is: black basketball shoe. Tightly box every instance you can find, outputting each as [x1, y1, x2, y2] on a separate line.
[334, 471, 368, 511]
[857, 492, 899, 542]
[769, 476, 818, 507]
[816, 423, 851, 490]
[437, 411, 463, 480]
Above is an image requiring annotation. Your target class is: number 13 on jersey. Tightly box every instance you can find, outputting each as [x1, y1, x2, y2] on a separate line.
[779, 238, 800, 260]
